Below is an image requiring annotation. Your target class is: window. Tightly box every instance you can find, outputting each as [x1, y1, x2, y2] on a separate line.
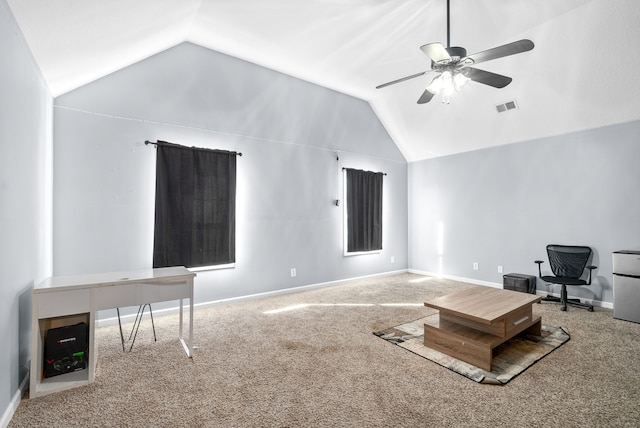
[152, 141, 237, 268]
[344, 168, 383, 254]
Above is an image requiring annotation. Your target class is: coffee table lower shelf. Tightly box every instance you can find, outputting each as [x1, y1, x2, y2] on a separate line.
[423, 314, 542, 371]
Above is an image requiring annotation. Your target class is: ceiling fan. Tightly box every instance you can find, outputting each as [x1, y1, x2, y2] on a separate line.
[376, 0, 534, 104]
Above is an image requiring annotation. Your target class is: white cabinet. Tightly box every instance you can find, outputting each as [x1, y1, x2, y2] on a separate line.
[30, 312, 95, 398]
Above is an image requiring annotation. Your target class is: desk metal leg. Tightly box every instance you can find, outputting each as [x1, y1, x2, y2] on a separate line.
[117, 305, 156, 352]
[128, 304, 156, 351]
[178, 297, 194, 357]
[189, 297, 193, 356]
[179, 298, 183, 342]
[116, 308, 125, 352]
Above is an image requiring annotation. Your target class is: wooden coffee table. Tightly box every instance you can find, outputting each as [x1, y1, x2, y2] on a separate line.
[423, 286, 542, 371]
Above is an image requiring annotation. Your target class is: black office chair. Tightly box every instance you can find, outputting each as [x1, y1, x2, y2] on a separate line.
[535, 245, 597, 312]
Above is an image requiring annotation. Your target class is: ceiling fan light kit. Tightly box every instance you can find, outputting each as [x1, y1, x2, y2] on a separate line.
[376, 0, 534, 105]
[425, 67, 472, 104]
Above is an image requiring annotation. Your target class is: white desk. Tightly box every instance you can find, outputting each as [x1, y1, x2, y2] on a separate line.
[30, 266, 196, 399]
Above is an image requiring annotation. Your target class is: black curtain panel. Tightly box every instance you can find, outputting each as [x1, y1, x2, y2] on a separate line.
[153, 141, 236, 268]
[346, 168, 383, 252]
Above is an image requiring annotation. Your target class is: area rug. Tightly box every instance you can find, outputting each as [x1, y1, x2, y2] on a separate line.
[374, 314, 570, 385]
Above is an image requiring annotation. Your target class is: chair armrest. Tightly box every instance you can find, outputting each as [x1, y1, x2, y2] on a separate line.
[586, 265, 597, 285]
[534, 260, 544, 277]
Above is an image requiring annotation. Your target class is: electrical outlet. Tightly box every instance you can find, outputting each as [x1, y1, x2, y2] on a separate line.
[390, 256, 395, 264]
[498, 266, 503, 273]
[290, 268, 296, 278]
[473, 262, 479, 270]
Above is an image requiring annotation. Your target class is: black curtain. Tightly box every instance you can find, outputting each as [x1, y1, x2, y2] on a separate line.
[346, 168, 383, 252]
[153, 141, 236, 268]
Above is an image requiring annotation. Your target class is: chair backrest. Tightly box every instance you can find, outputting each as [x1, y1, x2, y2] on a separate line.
[546, 245, 592, 278]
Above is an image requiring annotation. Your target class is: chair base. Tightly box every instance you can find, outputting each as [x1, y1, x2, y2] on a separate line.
[540, 285, 594, 312]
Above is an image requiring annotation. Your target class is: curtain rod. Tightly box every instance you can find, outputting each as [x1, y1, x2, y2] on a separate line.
[342, 167, 387, 176]
[145, 140, 242, 156]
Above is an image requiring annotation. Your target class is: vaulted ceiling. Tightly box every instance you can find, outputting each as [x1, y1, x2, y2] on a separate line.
[8, 0, 640, 161]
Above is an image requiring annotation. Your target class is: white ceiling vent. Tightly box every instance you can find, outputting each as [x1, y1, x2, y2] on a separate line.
[496, 100, 518, 113]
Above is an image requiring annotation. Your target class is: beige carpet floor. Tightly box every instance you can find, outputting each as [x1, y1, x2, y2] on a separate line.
[10, 273, 640, 427]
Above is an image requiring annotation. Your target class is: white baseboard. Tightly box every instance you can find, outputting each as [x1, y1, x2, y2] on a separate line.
[97, 269, 410, 327]
[1, 372, 28, 428]
[408, 269, 613, 309]
[408, 269, 503, 288]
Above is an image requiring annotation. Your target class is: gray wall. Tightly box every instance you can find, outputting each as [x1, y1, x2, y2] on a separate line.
[0, 0, 51, 421]
[53, 42, 408, 312]
[409, 120, 640, 304]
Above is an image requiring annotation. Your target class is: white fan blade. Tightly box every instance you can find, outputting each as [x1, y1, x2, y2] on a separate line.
[420, 43, 451, 64]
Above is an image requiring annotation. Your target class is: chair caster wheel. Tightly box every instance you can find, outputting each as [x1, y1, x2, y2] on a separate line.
[561, 307, 567, 312]
[588, 307, 594, 312]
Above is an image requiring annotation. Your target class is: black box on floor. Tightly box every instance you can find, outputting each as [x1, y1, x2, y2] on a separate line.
[43, 322, 88, 378]
[503, 273, 537, 294]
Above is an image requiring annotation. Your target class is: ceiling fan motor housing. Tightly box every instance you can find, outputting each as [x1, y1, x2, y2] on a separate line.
[431, 46, 469, 68]
[445, 46, 466, 60]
